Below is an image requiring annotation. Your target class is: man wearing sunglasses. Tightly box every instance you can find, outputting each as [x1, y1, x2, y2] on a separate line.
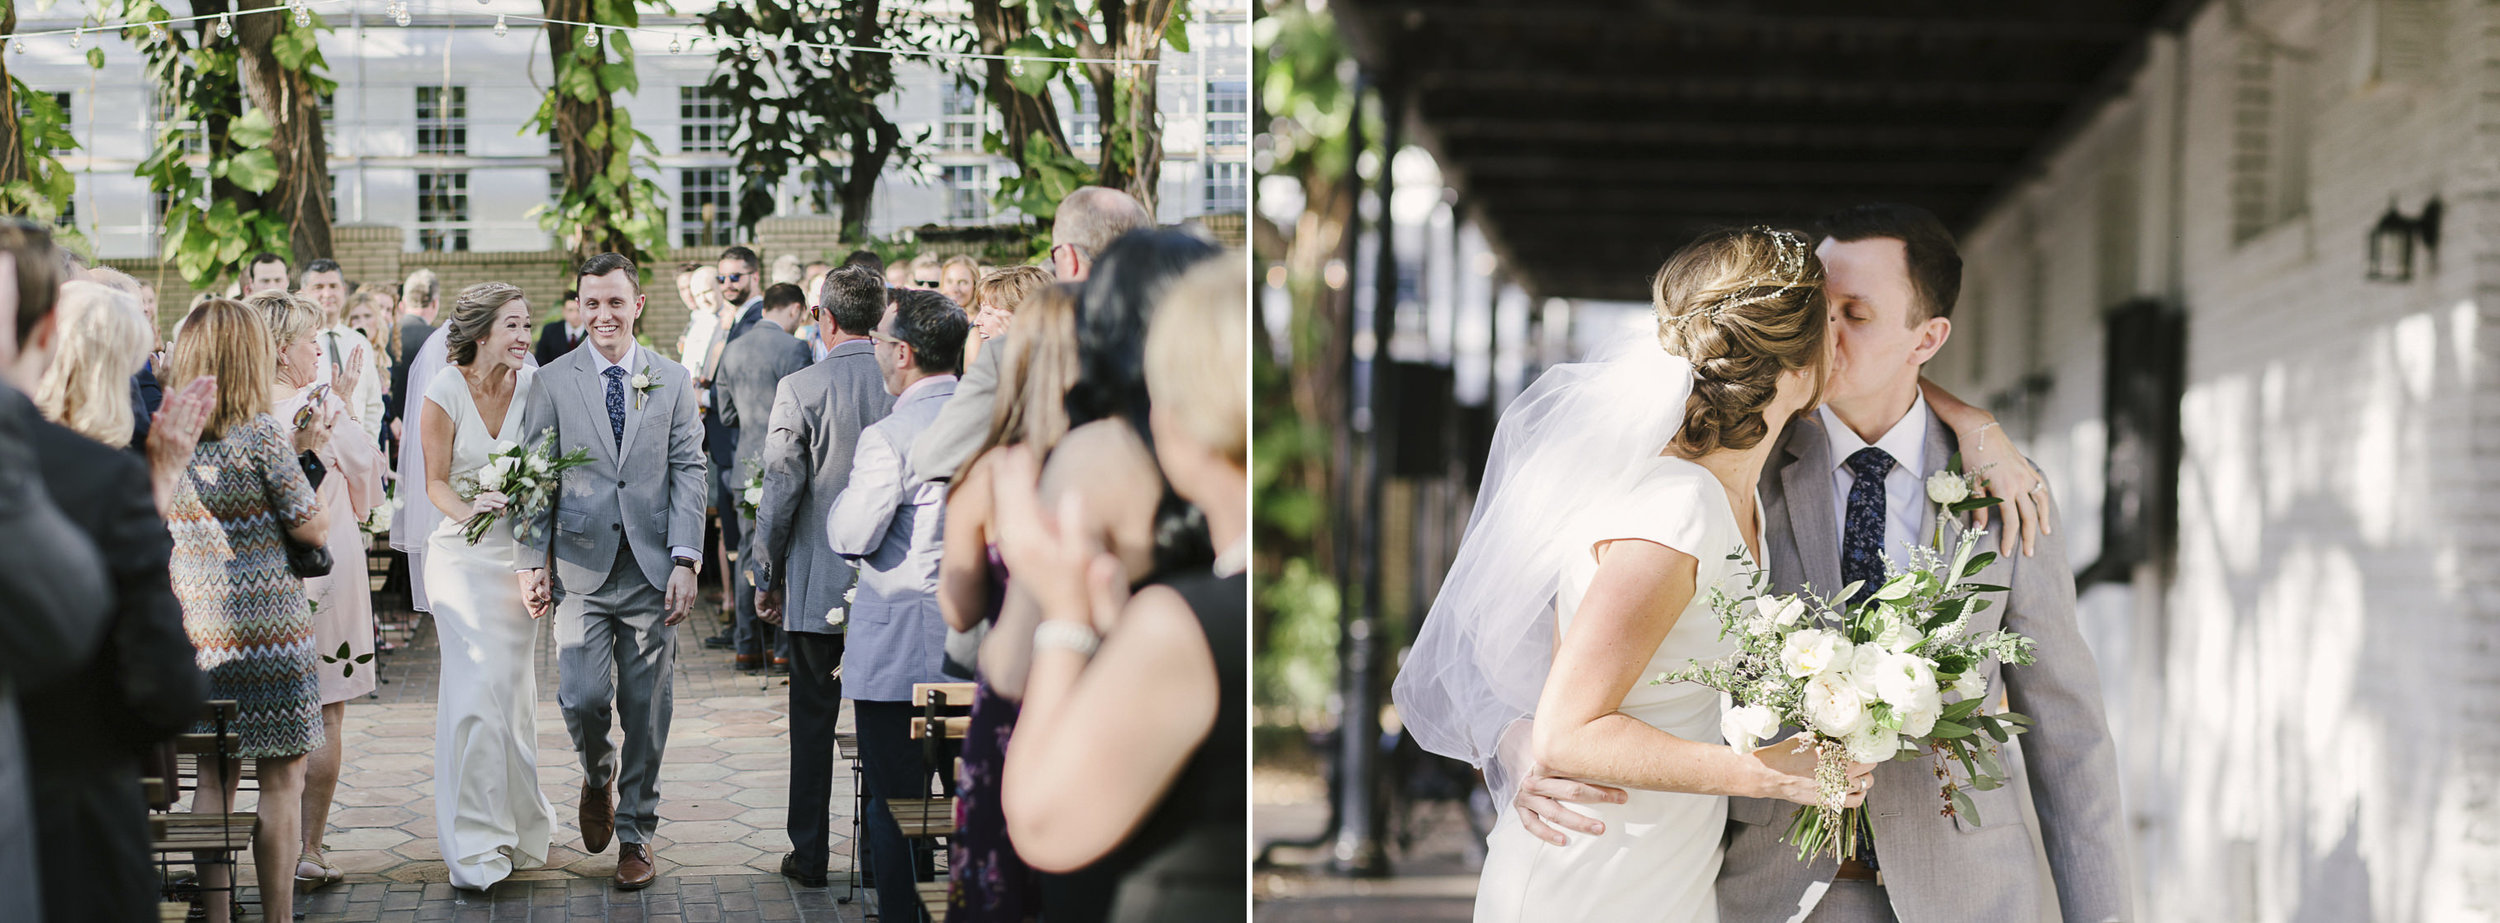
[700, 246, 769, 660]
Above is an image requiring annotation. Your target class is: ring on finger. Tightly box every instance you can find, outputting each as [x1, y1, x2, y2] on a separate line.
[2030, 484, 2048, 495]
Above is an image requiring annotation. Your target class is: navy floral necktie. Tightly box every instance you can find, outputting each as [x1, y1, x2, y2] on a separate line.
[603, 365, 626, 450]
[1842, 447, 1895, 606]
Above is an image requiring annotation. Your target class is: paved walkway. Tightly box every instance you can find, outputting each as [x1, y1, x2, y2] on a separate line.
[182, 587, 879, 922]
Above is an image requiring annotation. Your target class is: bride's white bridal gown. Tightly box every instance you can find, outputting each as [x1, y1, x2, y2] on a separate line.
[1474, 456, 1750, 923]
[423, 368, 556, 890]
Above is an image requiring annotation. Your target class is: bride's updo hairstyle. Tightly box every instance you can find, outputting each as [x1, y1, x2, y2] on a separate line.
[1653, 226, 1829, 457]
[444, 281, 527, 366]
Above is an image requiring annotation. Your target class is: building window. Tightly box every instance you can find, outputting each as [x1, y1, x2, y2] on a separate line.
[681, 167, 735, 247]
[1206, 80, 1247, 147]
[318, 91, 336, 152]
[416, 86, 466, 155]
[940, 83, 985, 153]
[1204, 160, 1246, 213]
[417, 170, 470, 252]
[549, 170, 565, 206]
[2229, 37, 2309, 243]
[326, 171, 337, 223]
[1195, 21, 1247, 50]
[680, 87, 734, 154]
[1066, 83, 1100, 151]
[944, 165, 988, 221]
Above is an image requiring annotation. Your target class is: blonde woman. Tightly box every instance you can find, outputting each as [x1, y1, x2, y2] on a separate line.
[34, 281, 152, 448]
[963, 265, 1053, 368]
[248, 290, 385, 893]
[940, 254, 983, 308]
[162, 298, 333, 923]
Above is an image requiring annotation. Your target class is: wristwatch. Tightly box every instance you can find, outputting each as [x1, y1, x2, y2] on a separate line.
[672, 555, 698, 571]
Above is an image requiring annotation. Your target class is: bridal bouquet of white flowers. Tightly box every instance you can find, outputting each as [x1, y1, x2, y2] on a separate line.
[453, 433, 593, 545]
[1657, 458, 2038, 862]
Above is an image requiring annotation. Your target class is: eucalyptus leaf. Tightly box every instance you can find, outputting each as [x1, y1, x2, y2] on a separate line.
[1948, 786, 1980, 825]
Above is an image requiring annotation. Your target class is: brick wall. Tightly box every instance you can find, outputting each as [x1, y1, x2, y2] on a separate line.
[1936, 2, 2500, 920]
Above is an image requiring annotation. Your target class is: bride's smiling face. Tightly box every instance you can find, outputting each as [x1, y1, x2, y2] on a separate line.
[479, 300, 533, 371]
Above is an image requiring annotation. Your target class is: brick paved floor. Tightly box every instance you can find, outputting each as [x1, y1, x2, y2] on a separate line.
[181, 588, 885, 921]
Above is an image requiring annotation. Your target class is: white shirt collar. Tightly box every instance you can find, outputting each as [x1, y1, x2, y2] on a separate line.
[897, 373, 956, 403]
[589, 341, 641, 377]
[1818, 391, 1928, 476]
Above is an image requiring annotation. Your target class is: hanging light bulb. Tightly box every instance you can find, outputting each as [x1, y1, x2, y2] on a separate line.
[295, 6, 312, 27]
[149, 20, 168, 41]
[818, 46, 835, 66]
[584, 27, 600, 48]
[1010, 57, 1024, 77]
[669, 34, 683, 55]
[395, 7, 413, 27]
[494, 14, 508, 36]
[70, 28, 82, 49]
[218, 12, 235, 37]
[745, 39, 763, 62]
[11, 38, 24, 55]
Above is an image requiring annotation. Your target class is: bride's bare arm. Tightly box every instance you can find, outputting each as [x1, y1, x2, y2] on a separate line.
[1918, 377, 2052, 556]
[1530, 539, 1825, 804]
[421, 397, 492, 520]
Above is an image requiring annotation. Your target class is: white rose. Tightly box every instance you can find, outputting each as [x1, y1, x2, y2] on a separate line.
[1951, 671, 1988, 701]
[1781, 629, 1846, 679]
[630, 372, 652, 390]
[1838, 643, 1888, 696]
[1721, 703, 1781, 753]
[1927, 470, 1970, 506]
[1844, 722, 1900, 764]
[492, 439, 518, 456]
[744, 485, 765, 506]
[1880, 645, 1930, 710]
[1896, 696, 1941, 739]
[1871, 610, 1923, 653]
[825, 606, 846, 628]
[1803, 671, 1869, 736]
[1756, 595, 1807, 630]
[527, 454, 551, 474]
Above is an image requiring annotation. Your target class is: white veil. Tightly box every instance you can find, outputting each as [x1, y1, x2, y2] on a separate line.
[1391, 338, 1697, 806]
[391, 325, 452, 611]
[390, 322, 538, 611]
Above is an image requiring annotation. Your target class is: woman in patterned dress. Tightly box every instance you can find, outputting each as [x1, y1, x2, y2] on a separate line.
[163, 298, 334, 923]
[249, 290, 385, 892]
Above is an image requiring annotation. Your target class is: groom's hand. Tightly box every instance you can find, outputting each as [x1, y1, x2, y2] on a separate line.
[663, 565, 697, 626]
[756, 587, 784, 625]
[518, 568, 551, 618]
[1513, 763, 1628, 846]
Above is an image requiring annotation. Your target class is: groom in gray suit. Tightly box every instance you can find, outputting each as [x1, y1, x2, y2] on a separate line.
[1517, 205, 2130, 922]
[514, 252, 710, 891]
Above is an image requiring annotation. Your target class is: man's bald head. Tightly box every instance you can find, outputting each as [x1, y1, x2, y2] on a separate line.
[1049, 186, 1151, 280]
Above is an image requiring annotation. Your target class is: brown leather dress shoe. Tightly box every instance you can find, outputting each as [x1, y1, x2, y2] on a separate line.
[579, 785, 615, 854]
[615, 842, 657, 890]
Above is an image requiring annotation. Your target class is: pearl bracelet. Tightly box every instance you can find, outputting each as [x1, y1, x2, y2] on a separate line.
[1034, 620, 1102, 658]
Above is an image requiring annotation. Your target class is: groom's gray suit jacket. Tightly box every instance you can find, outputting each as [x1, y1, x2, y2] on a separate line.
[512, 345, 710, 590]
[1717, 409, 2130, 923]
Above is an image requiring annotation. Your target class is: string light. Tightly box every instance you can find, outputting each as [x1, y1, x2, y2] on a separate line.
[0, 2, 1181, 71]
[148, 20, 168, 41]
[817, 45, 835, 66]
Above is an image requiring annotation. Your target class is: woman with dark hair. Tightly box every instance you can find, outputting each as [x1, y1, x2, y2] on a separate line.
[417, 282, 557, 891]
[162, 298, 334, 923]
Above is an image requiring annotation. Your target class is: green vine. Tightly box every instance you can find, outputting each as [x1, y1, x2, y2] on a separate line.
[529, 0, 668, 266]
[0, 75, 81, 243]
[698, 0, 927, 244]
[116, 0, 333, 287]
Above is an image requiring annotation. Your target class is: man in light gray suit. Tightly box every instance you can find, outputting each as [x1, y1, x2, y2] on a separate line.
[514, 252, 711, 891]
[827, 287, 967, 918]
[716, 282, 814, 672]
[905, 185, 1149, 487]
[1517, 206, 2129, 922]
[750, 265, 896, 888]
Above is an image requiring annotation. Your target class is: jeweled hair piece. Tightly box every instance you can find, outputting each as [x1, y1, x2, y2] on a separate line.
[1703, 227, 1810, 321]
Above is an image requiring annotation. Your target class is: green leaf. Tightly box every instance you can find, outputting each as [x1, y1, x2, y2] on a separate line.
[86, 47, 106, 70]
[1928, 720, 1974, 739]
[1961, 552, 1997, 578]
[230, 109, 278, 149]
[1950, 497, 2004, 513]
[1948, 787, 1979, 825]
[1961, 584, 2012, 595]
[225, 148, 281, 193]
[1872, 574, 1916, 602]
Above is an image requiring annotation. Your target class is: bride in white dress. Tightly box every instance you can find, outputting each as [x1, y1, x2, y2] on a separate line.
[1395, 228, 1873, 922]
[417, 282, 556, 890]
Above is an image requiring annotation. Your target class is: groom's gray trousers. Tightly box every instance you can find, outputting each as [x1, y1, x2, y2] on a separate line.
[552, 538, 675, 845]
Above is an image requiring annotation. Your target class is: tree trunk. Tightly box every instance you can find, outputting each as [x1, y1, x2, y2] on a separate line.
[0, 4, 23, 191]
[835, 0, 895, 240]
[234, 0, 333, 263]
[969, 0, 1074, 165]
[1075, 0, 1177, 214]
[543, 0, 639, 263]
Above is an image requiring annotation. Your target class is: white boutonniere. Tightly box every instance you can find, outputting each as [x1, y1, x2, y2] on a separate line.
[629, 363, 661, 409]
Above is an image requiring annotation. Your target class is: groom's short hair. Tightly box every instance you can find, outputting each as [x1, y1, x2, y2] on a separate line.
[577, 252, 641, 294]
[1815, 203, 1962, 323]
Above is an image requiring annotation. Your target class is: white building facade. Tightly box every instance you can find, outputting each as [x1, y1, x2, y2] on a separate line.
[1927, 1, 2500, 920]
[9, 0, 1248, 259]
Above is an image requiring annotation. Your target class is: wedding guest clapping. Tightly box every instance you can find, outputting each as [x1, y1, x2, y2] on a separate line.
[991, 257, 1249, 920]
[162, 298, 333, 923]
[248, 290, 385, 892]
[963, 265, 1051, 368]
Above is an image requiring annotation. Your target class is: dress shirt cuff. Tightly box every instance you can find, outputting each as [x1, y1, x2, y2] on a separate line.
[671, 545, 701, 567]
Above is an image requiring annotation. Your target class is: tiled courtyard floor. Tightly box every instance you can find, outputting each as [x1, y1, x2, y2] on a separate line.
[181, 588, 880, 922]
